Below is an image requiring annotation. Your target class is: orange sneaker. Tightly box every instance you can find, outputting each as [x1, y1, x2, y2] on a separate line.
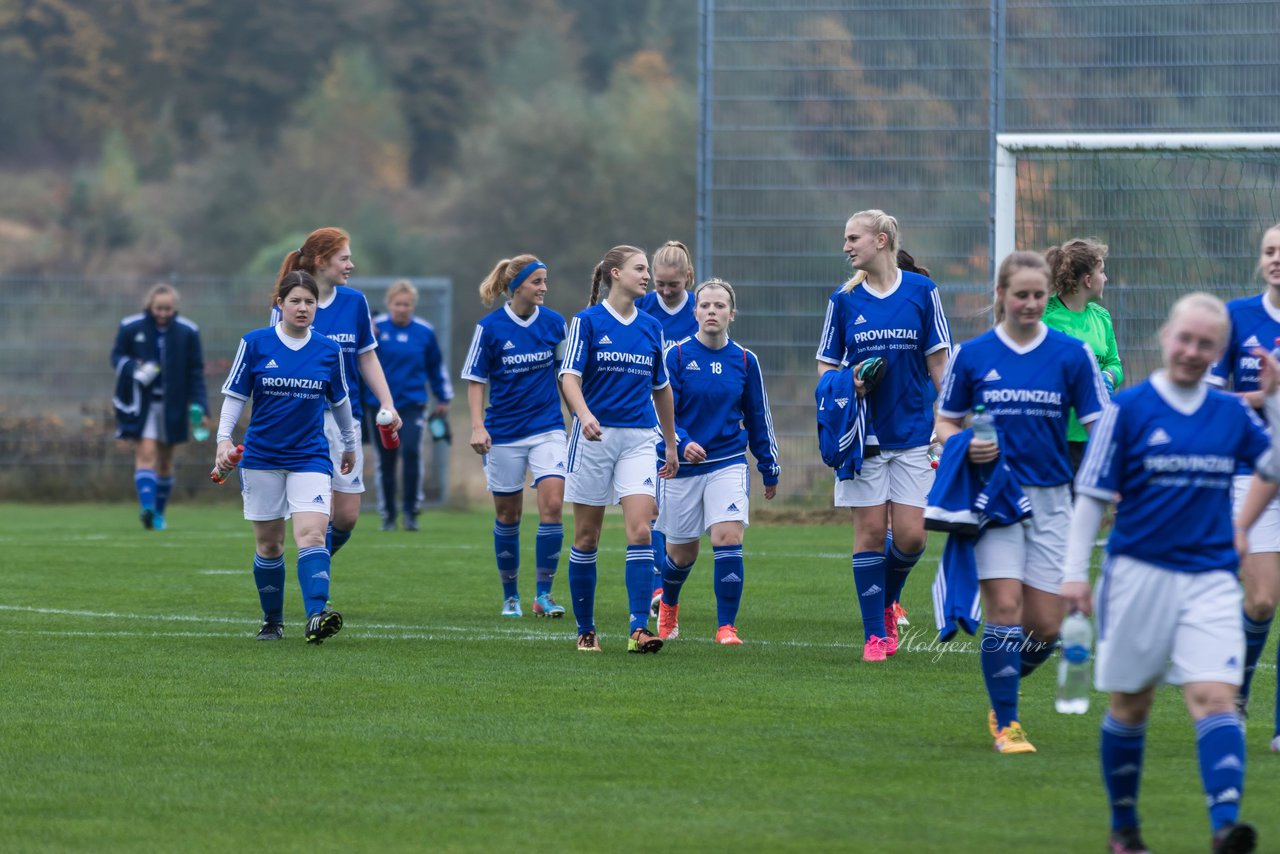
[715, 624, 743, 645]
[657, 602, 680, 640]
[892, 601, 909, 626]
[883, 608, 899, 656]
[862, 635, 889, 662]
[993, 721, 1036, 754]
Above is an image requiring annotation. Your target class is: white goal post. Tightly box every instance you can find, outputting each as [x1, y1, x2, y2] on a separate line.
[993, 133, 1280, 265]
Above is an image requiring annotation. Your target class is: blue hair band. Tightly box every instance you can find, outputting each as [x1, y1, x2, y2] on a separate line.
[508, 261, 546, 292]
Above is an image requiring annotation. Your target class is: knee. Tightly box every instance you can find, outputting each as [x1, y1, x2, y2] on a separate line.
[495, 508, 522, 526]
[574, 530, 600, 551]
[985, 600, 1022, 626]
[709, 530, 743, 549]
[295, 530, 326, 550]
[1108, 693, 1154, 725]
[1244, 586, 1280, 620]
[256, 542, 285, 560]
[542, 499, 563, 521]
[625, 522, 652, 544]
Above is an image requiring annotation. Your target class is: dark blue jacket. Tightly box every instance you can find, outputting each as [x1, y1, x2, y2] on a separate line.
[925, 430, 1032, 641]
[815, 366, 877, 481]
[111, 310, 208, 443]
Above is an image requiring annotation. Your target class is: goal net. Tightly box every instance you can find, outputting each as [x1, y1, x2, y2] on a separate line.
[994, 133, 1280, 379]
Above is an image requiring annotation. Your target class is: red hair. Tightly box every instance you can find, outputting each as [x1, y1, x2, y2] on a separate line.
[275, 227, 351, 292]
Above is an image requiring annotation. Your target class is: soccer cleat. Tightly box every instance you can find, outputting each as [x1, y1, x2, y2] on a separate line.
[1212, 821, 1258, 854]
[650, 588, 664, 618]
[501, 596, 523, 617]
[883, 608, 899, 655]
[1270, 734, 1280, 754]
[892, 601, 909, 626]
[255, 621, 284, 641]
[628, 627, 663, 654]
[152, 513, 166, 531]
[380, 518, 396, 532]
[1107, 827, 1150, 854]
[988, 709, 999, 738]
[403, 515, 419, 532]
[532, 593, 565, 618]
[715, 624, 743, 645]
[993, 721, 1036, 754]
[576, 630, 600, 652]
[305, 609, 343, 645]
[862, 635, 889, 663]
[657, 602, 680, 640]
[140, 508, 155, 530]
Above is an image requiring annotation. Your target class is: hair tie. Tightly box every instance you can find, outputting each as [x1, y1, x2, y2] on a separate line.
[508, 260, 547, 292]
[297, 247, 306, 257]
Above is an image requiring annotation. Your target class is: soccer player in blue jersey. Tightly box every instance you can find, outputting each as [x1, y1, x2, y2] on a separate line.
[637, 240, 699, 612]
[654, 278, 780, 645]
[368, 279, 452, 532]
[1208, 223, 1280, 742]
[936, 251, 1107, 754]
[272, 227, 400, 561]
[559, 245, 680, 653]
[816, 210, 952, 662]
[111, 283, 209, 530]
[215, 271, 355, 644]
[462, 254, 568, 619]
[1064, 292, 1273, 854]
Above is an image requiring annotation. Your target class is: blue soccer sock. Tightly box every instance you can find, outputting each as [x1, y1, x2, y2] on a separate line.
[252, 553, 286, 623]
[626, 545, 655, 633]
[134, 468, 157, 512]
[534, 522, 562, 597]
[296, 546, 332, 617]
[155, 475, 175, 515]
[494, 519, 521, 599]
[882, 532, 923, 607]
[661, 555, 693, 606]
[1195, 712, 1245, 831]
[1020, 632, 1058, 678]
[650, 521, 666, 595]
[568, 547, 597, 634]
[326, 523, 353, 556]
[982, 623, 1024, 730]
[852, 551, 887, 640]
[713, 545, 744, 627]
[1240, 612, 1271, 701]
[1101, 713, 1146, 831]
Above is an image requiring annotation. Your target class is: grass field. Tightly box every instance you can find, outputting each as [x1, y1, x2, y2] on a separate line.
[3, 502, 1277, 852]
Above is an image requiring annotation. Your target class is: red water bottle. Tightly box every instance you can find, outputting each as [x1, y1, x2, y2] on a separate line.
[376, 409, 400, 450]
[211, 444, 244, 484]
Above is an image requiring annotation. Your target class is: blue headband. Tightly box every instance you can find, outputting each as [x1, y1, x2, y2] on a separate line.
[508, 261, 546, 292]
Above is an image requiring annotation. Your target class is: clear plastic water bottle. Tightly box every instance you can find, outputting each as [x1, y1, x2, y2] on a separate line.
[189, 403, 209, 442]
[1055, 612, 1093, 714]
[971, 404, 998, 446]
[927, 441, 943, 469]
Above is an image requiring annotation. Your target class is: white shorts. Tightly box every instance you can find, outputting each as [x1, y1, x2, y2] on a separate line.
[974, 484, 1071, 593]
[324, 410, 365, 494]
[657, 464, 750, 544]
[1233, 474, 1280, 554]
[483, 430, 568, 494]
[141, 405, 161, 441]
[565, 425, 657, 506]
[1095, 555, 1244, 692]
[241, 469, 333, 521]
[834, 446, 934, 508]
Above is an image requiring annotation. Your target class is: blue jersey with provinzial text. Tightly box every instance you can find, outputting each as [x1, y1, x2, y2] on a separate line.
[368, 314, 452, 410]
[270, 286, 376, 419]
[1077, 378, 1270, 573]
[560, 302, 669, 428]
[815, 270, 951, 448]
[659, 336, 781, 484]
[638, 291, 698, 344]
[222, 326, 349, 475]
[939, 324, 1107, 487]
[461, 304, 566, 444]
[1208, 293, 1280, 473]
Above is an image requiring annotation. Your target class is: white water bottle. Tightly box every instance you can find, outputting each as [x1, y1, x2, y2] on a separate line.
[971, 404, 998, 446]
[1055, 612, 1093, 714]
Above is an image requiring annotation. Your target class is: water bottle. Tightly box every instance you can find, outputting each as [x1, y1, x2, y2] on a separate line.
[376, 409, 400, 450]
[1055, 612, 1093, 714]
[428, 413, 451, 443]
[1271, 336, 1280, 361]
[971, 404, 998, 446]
[189, 403, 209, 442]
[210, 444, 244, 485]
[927, 441, 943, 469]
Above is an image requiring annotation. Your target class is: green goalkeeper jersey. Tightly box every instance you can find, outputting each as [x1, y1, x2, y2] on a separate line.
[1042, 296, 1123, 442]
